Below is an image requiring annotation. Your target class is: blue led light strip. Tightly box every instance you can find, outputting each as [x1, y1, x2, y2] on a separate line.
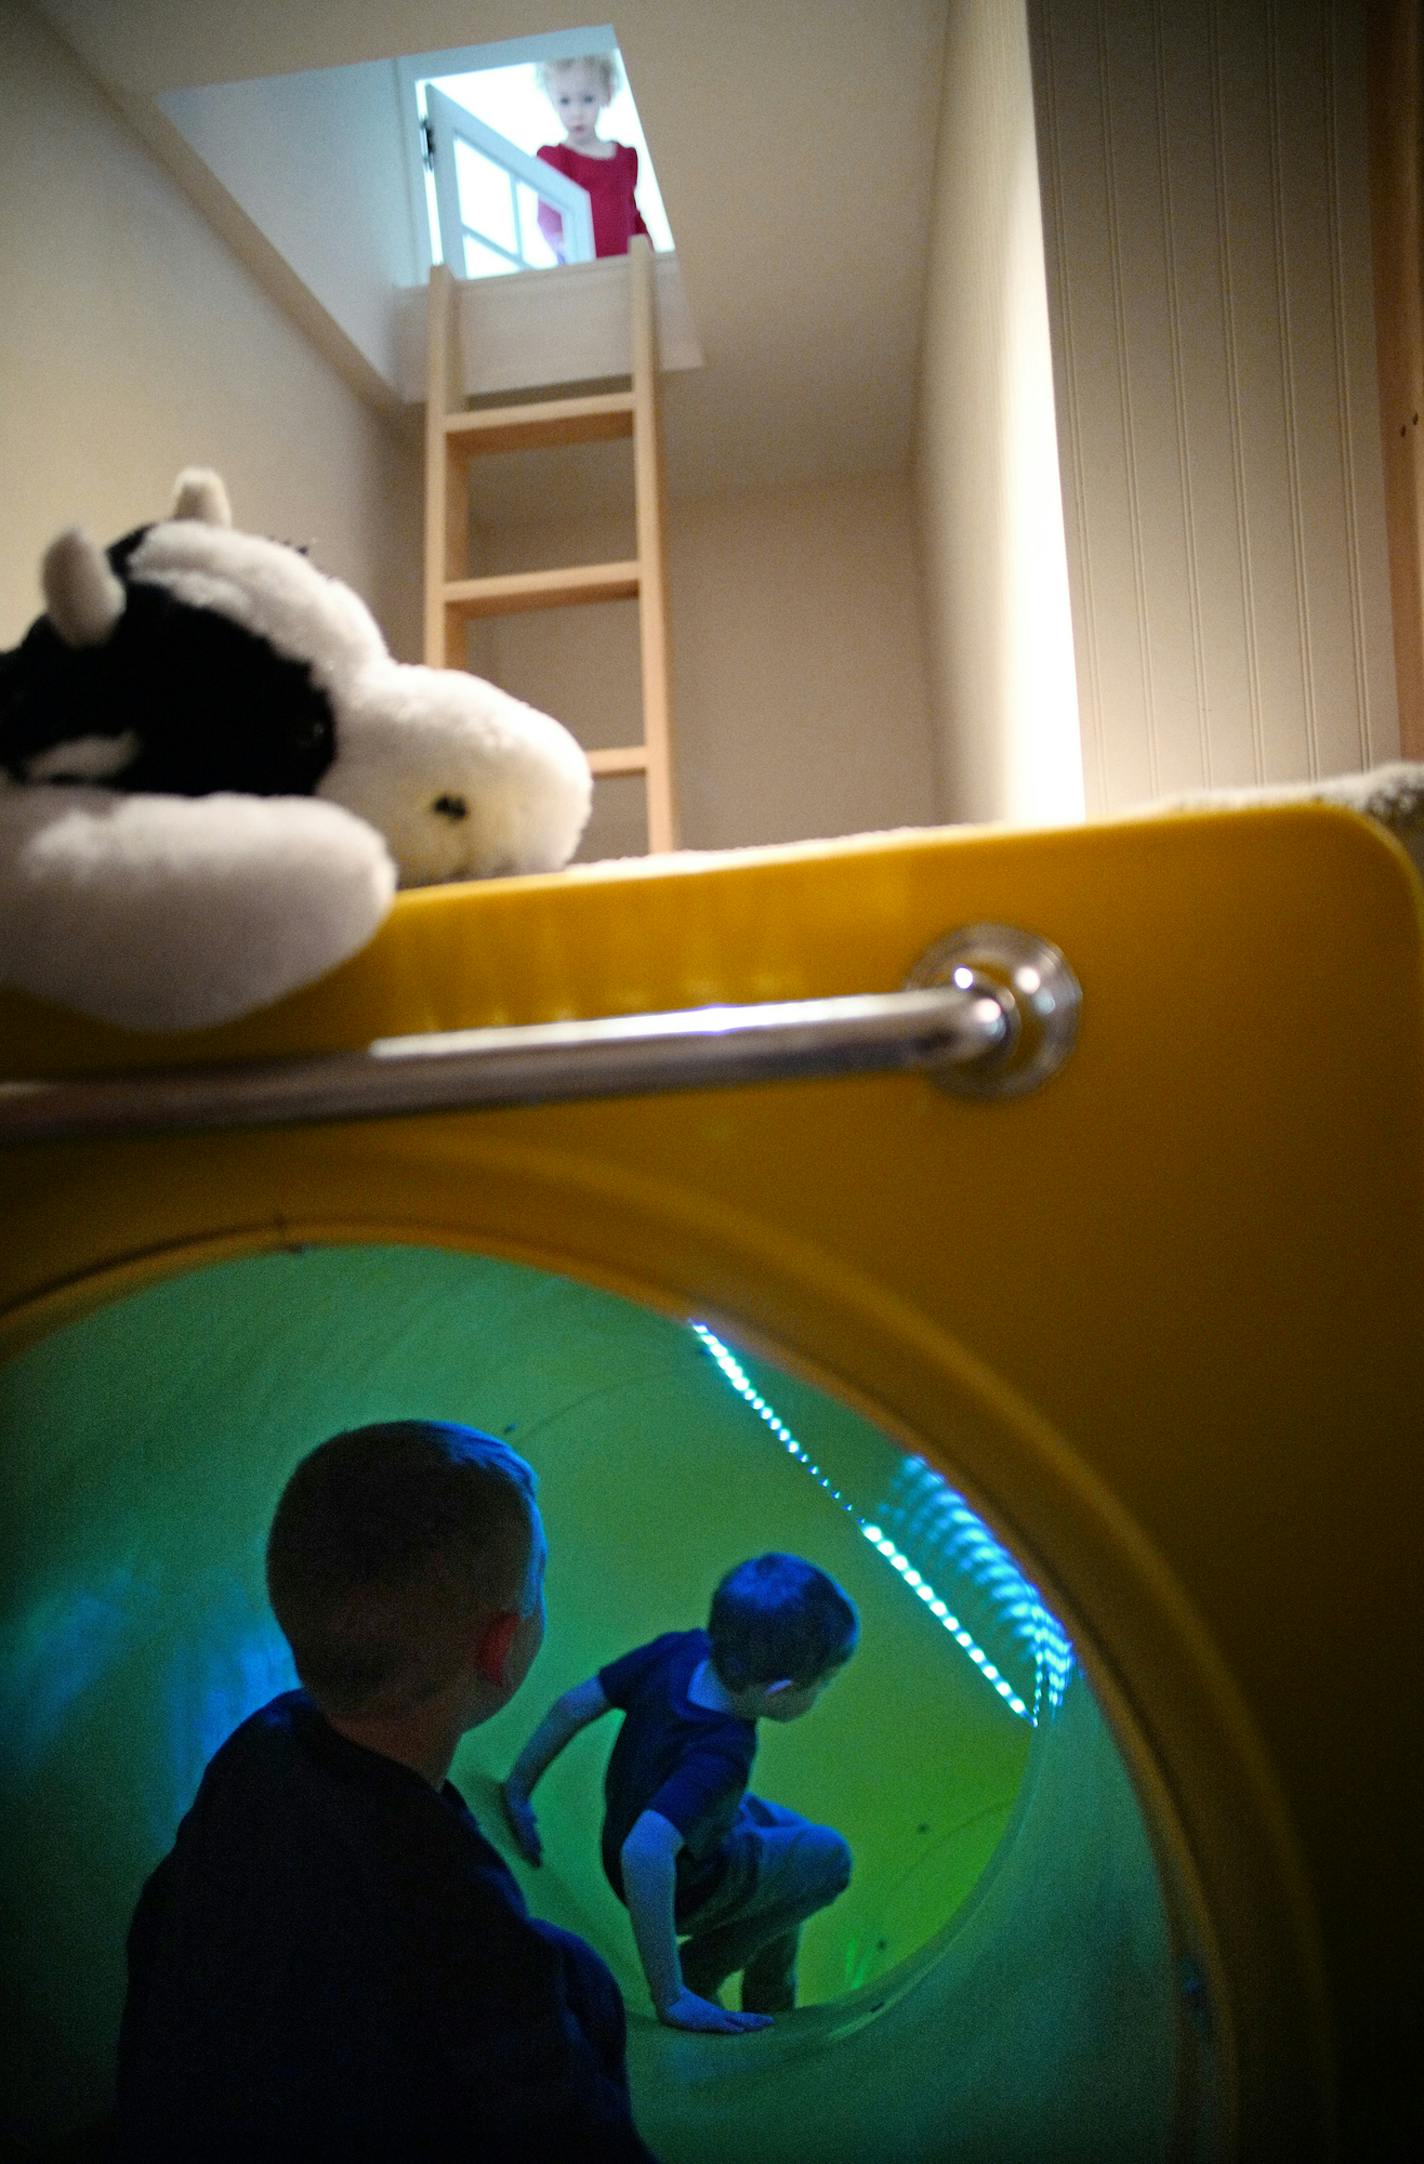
[879, 1458, 1074, 1718]
[691, 1322, 1036, 1723]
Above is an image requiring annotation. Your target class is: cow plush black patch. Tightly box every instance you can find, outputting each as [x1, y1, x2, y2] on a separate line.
[0, 523, 335, 797]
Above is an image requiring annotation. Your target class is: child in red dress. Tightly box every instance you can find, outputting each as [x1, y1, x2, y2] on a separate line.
[535, 54, 650, 262]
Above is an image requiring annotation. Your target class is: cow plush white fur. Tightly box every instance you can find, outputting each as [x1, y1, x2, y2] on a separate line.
[0, 471, 592, 1031]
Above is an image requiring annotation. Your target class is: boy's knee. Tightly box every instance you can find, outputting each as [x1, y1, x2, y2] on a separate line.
[807, 1827, 852, 1897]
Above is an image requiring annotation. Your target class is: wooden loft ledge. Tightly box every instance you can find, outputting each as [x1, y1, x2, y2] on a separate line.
[395, 248, 701, 406]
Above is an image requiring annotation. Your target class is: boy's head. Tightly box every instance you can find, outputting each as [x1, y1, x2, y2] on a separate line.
[708, 1553, 858, 1720]
[536, 54, 621, 147]
[266, 1421, 544, 1725]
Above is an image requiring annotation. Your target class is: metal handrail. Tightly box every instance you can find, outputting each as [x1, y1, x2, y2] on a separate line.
[0, 925, 1080, 1144]
[0, 985, 1012, 1145]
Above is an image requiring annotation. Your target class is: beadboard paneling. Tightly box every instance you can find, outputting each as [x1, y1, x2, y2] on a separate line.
[1030, 0, 1399, 813]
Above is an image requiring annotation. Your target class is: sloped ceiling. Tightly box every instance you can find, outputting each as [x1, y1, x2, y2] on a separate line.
[32, 0, 951, 501]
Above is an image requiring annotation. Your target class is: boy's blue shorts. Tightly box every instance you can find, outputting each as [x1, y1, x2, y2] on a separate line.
[675, 1794, 851, 1936]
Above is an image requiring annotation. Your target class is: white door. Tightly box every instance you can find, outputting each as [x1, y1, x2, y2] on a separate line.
[425, 85, 594, 277]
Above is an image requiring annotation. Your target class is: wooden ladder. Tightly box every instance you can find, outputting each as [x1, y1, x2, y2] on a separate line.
[423, 238, 679, 852]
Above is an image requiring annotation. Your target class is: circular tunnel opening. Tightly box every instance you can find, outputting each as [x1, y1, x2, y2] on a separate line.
[2, 1241, 1194, 2162]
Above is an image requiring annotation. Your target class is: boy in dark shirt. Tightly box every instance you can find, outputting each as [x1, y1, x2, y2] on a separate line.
[502, 1553, 858, 2036]
[115, 1421, 658, 2162]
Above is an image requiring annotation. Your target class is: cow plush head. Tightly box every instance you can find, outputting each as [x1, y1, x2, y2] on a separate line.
[0, 469, 592, 885]
[0, 472, 593, 1030]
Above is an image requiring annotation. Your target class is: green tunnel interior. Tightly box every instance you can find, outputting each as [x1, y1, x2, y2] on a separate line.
[2, 1243, 1203, 2162]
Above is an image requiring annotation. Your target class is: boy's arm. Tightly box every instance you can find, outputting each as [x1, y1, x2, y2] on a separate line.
[436, 1879, 659, 2161]
[619, 1812, 772, 2036]
[501, 1677, 610, 1865]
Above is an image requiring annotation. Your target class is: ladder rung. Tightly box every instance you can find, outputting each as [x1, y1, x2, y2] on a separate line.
[587, 745, 650, 778]
[444, 562, 641, 619]
[445, 393, 635, 459]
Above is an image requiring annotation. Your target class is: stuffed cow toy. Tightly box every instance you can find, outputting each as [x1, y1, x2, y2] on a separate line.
[0, 471, 592, 1031]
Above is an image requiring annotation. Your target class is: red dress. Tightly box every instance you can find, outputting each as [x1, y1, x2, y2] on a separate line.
[536, 141, 650, 260]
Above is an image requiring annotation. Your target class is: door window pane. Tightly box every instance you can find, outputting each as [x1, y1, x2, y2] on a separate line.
[517, 179, 560, 268]
[463, 234, 518, 279]
[454, 138, 516, 254]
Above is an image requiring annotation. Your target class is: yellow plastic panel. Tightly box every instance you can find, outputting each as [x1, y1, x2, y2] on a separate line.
[3, 807, 1422, 2158]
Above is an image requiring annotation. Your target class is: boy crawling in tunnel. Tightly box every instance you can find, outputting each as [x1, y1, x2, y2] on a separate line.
[502, 1554, 858, 2035]
[115, 1422, 658, 2162]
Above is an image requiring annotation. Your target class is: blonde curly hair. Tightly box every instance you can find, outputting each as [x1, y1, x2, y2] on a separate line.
[535, 52, 622, 103]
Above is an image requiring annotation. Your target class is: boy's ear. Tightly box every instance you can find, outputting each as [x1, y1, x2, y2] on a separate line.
[474, 1610, 521, 1688]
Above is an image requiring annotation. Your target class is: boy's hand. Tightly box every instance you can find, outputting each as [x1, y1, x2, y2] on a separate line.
[499, 1781, 543, 1866]
[656, 1990, 773, 2035]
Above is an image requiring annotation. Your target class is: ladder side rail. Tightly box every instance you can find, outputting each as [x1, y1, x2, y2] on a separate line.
[423, 263, 463, 668]
[628, 238, 679, 852]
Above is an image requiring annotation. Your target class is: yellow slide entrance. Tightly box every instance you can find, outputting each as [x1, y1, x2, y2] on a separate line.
[3, 809, 1421, 2159]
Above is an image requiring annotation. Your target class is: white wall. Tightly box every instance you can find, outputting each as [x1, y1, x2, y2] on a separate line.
[0, 0, 421, 659]
[914, 0, 1083, 829]
[1029, 0, 1398, 812]
[470, 478, 939, 859]
[160, 61, 419, 389]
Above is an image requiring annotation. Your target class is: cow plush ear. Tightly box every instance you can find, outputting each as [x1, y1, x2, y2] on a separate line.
[170, 468, 232, 527]
[41, 529, 126, 649]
